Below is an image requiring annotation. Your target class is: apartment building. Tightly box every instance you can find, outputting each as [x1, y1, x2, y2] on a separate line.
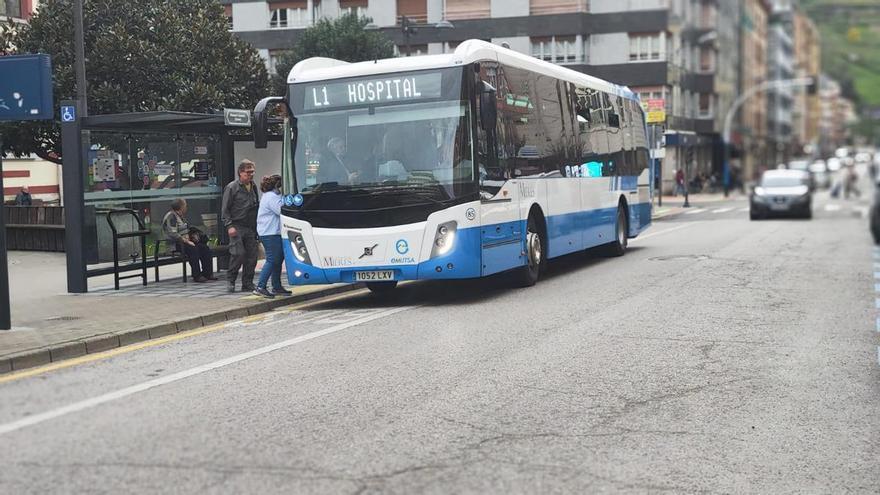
[792, 7, 820, 154]
[738, 0, 771, 182]
[768, 0, 795, 165]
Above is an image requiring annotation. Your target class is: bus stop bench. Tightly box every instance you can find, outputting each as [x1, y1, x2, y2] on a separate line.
[153, 239, 229, 283]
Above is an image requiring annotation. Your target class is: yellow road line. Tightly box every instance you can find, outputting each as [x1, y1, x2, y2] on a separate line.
[0, 289, 367, 384]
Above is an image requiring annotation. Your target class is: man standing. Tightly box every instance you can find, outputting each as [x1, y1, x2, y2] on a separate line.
[14, 186, 32, 206]
[222, 159, 259, 292]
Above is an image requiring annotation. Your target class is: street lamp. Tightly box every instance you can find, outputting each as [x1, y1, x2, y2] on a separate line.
[364, 17, 454, 57]
[721, 76, 814, 196]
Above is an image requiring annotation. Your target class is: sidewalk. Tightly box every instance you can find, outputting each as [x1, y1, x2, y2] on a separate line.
[0, 251, 357, 374]
[651, 191, 748, 219]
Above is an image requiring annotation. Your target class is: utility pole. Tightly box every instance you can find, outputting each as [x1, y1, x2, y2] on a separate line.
[73, 0, 88, 116]
[722, 76, 813, 196]
[0, 137, 10, 329]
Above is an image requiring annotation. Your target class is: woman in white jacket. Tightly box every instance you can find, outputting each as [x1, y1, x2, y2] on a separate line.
[254, 175, 291, 298]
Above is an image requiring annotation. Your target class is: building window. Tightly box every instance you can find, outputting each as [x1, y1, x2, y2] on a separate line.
[224, 5, 233, 30]
[531, 36, 577, 63]
[270, 7, 308, 29]
[699, 46, 714, 72]
[270, 8, 288, 28]
[0, 0, 22, 18]
[342, 6, 366, 18]
[698, 93, 713, 118]
[629, 33, 663, 61]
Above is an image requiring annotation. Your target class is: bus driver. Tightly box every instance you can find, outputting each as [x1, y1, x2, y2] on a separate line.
[318, 137, 359, 185]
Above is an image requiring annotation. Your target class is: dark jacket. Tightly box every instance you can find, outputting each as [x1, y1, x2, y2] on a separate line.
[221, 180, 259, 229]
[14, 192, 32, 206]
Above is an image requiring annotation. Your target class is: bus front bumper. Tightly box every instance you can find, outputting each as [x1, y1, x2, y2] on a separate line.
[282, 227, 484, 285]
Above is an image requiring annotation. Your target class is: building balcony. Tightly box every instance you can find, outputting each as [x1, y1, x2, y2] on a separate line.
[530, 0, 588, 16]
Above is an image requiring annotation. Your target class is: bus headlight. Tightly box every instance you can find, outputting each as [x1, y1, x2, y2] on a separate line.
[431, 221, 457, 258]
[287, 230, 312, 265]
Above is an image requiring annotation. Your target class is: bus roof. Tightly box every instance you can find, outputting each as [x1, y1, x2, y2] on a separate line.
[288, 39, 637, 101]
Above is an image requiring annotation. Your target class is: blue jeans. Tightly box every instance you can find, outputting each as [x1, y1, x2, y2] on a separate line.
[257, 235, 284, 290]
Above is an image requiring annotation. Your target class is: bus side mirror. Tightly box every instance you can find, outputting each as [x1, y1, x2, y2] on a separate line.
[479, 81, 497, 131]
[253, 96, 287, 149]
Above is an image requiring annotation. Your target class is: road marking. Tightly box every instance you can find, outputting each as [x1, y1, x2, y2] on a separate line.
[824, 204, 841, 212]
[712, 208, 733, 214]
[0, 305, 414, 436]
[684, 208, 705, 215]
[877, 347, 880, 367]
[875, 283, 880, 292]
[738, 207, 750, 213]
[631, 222, 698, 243]
[0, 289, 370, 384]
[875, 299, 880, 309]
[876, 318, 880, 333]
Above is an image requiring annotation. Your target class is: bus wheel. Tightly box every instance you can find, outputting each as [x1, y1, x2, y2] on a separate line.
[606, 205, 628, 257]
[366, 281, 398, 294]
[515, 215, 544, 287]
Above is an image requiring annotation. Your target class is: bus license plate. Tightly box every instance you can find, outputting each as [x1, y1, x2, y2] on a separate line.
[354, 270, 394, 282]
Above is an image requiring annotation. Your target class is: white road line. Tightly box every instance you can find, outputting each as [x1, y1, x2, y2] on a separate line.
[877, 347, 880, 367]
[876, 318, 880, 333]
[824, 204, 842, 212]
[684, 208, 705, 215]
[875, 299, 880, 309]
[738, 207, 750, 213]
[631, 222, 698, 243]
[875, 283, 880, 292]
[0, 305, 415, 436]
[712, 208, 733, 214]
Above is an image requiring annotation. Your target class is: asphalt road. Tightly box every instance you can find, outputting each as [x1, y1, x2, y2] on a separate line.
[0, 190, 878, 493]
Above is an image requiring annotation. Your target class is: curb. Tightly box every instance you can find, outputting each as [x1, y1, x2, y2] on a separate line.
[0, 283, 364, 376]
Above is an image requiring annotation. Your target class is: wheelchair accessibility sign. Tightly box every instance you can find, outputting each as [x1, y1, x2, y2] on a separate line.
[61, 105, 76, 122]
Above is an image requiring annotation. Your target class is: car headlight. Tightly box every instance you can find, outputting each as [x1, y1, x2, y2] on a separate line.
[431, 221, 457, 258]
[287, 230, 312, 265]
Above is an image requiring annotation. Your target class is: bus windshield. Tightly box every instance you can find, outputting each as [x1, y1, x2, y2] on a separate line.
[290, 68, 474, 202]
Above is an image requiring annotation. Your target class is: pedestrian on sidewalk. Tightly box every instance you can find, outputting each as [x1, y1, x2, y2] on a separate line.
[254, 174, 292, 299]
[162, 198, 216, 283]
[14, 186, 32, 206]
[673, 168, 685, 197]
[222, 159, 260, 292]
[844, 165, 861, 199]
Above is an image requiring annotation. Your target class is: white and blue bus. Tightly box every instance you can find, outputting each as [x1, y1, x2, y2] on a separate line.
[253, 40, 652, 292]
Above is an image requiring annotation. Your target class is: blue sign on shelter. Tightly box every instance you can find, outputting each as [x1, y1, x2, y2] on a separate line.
[0, 54, 54, 122]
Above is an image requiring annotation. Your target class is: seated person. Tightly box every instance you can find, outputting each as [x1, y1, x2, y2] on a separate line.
[317, 137, 359, 186]
[162, 198, 216, 283]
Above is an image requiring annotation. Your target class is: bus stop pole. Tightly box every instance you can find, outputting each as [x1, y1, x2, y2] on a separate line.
[61, 99, 88, 293]
[0, 137, 11, 329]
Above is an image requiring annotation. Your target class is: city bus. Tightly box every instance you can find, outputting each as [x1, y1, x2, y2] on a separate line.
[252, 40, 652, 293]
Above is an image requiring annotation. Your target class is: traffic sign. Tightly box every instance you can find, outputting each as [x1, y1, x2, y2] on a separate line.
[61, 105, 76, 122]
[224, 108, 252, 127]
[0, 54, 54, 122]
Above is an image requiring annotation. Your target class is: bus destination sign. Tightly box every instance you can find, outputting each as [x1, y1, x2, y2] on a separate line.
[303, 72, 443, 111]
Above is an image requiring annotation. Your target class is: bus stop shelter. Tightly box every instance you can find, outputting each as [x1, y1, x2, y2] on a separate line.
[60, 102, 241, 293]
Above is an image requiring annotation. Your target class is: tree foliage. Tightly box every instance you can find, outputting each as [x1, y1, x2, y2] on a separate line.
[0, 0, 270, 163]
[271, 13, 394, 95]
